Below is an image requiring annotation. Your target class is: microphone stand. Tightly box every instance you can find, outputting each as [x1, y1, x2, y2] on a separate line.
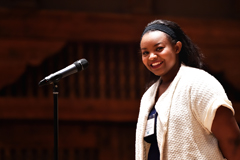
[38, 58, 88, 160]
[38, 58, 89, 160]
[53, 82, 59, 160]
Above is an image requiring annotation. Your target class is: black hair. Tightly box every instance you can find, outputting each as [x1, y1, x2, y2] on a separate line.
[141, 19, 205, 90]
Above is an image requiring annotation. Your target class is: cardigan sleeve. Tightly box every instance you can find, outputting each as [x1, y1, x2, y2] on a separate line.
[189, 70, 234, 133]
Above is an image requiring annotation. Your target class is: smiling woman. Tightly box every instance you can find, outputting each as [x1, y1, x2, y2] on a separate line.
[141, 31, 182, 84]
[135, 20, 240, 160]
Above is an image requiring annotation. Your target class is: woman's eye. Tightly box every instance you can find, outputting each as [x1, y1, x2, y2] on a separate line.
[156, 47, 163, 51]
[142, 51, 149, 55]
[156, 47, 162, 51]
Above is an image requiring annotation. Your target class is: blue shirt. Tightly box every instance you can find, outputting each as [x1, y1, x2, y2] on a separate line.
[144, 106, 160, 160]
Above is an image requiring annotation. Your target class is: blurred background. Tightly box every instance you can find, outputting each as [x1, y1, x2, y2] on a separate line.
[0, 0, 240, 159]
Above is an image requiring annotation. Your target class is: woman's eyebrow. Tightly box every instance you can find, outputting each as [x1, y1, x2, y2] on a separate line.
[141, 42, 162, 50]
[154, 42, 162, 47]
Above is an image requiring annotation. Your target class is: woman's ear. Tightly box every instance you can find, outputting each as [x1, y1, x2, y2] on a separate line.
[175, 41, 182, 54]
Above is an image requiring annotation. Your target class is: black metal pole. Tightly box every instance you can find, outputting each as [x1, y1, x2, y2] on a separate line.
[53, 83, 59, 160]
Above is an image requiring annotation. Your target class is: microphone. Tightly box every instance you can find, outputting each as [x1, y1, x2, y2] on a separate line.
[38, 58, 88, 86]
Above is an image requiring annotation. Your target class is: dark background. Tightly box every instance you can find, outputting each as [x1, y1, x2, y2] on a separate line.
[0, 0, 240, 159]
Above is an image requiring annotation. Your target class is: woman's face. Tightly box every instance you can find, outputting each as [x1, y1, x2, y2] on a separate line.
[140, 30, 182, 78]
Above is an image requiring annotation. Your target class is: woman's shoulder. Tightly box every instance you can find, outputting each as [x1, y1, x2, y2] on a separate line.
[180, 65, 221, 86]
[181, 65, 214, 79]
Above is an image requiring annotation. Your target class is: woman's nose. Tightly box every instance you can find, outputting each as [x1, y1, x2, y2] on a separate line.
[149, 52, 157, 60]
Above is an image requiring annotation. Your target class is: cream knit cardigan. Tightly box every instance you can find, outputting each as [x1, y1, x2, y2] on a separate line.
[135, 65, 234, 160]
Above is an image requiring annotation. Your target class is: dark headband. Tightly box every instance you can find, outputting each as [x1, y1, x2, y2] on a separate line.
[142, 23, 178, 40]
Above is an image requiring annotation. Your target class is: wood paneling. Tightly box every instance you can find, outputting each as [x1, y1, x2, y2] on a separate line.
[0, 9, 240, 160]
[0, 120, 135, 160]
[0, 98, 139, 121]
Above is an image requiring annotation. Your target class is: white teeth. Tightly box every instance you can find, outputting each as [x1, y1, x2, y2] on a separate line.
[152, 62, 161, 66]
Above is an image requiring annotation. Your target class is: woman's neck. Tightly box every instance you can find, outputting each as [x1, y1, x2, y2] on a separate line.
[157, 62, 181, 98]
[161, 62, 181, 85]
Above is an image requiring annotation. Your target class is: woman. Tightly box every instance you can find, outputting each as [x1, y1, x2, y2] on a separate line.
[135, 19, 240, 160]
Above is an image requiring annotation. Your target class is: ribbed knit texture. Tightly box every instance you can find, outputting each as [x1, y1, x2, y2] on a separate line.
[135, 65, 233, 160]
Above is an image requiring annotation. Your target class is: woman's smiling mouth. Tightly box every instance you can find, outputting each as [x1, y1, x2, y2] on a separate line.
[151, 61, 163, 68]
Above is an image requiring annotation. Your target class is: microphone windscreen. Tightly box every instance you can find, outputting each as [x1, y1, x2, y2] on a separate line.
[74, 59, 89, 71]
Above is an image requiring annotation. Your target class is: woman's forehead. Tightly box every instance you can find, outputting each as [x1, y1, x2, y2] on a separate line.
[140, 31, 169, 47]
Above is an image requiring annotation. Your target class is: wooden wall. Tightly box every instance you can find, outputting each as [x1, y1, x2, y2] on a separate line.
[0, 8, 240, 160]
